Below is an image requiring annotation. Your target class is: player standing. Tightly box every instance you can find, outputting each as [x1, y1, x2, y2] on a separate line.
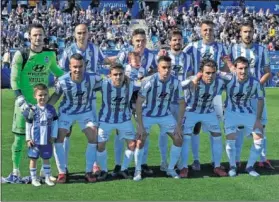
[229, 21, 273, 169]
[7, 23, 64, 182]
[113, 28, 157, 176]
[59, 23, 115, 175]
[157, 29, 192, 172]
[183, 20, 230, 170]
[25, 84, 58, 187]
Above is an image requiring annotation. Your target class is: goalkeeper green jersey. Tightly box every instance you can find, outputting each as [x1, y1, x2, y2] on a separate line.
[10, 48, 64, 104]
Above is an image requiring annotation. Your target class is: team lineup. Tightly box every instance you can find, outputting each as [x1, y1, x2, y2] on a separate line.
[7, 19, 274, 187]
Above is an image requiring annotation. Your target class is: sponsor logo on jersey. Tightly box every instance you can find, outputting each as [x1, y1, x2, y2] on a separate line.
[32, 65, 46, 72]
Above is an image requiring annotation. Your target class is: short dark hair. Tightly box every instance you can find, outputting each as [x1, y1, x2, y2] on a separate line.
[28, 23, 45, 35]
[109, 63, 124, 72]
[33, 83, 48, 95]
[132, 28, 146, 37]
[200, 20, 215, 27]
[128, 51, 140, 59]
[233, 56, 249, 67]
[70, 53, 84, 61]
[168, 28, 183, 40]
[200, 59, 217, 72]
[157, 55, 172, 64]
[239, 21, 254, 30]
[74, 23, 88, 32]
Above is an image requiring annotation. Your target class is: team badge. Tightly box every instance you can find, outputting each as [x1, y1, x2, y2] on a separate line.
[89, 50, 93, 57]
[84, 81, 89, 88]
[44, 57, 49, 63]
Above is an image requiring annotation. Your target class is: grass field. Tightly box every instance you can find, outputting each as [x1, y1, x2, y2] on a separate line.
[1, 88, 279, 201]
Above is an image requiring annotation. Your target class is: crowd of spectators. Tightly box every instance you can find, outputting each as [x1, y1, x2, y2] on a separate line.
[144, 1, 279, 51]
[1, 2, 133, 58]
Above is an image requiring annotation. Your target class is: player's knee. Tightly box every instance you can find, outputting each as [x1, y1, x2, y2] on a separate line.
[136, 140, 144, 149]
[97, 142, 106, 152]
[211, 132, 221, 137]
[252, 133, 263, 140]
[127, 140, 136, 151]
[173, 137, 183, 147]
[226, 133, 236, 140]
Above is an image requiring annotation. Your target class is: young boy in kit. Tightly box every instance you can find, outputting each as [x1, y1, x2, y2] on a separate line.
[25, 84, 58, 186]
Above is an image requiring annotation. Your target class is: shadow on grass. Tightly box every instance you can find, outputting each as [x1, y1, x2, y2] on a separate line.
[59, 159, 279, 183]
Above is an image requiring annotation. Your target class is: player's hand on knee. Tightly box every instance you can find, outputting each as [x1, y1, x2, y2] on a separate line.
[174, 125, 183, 139]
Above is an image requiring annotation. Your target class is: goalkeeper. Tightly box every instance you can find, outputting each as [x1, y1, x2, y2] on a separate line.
[9, 23, 64, 180]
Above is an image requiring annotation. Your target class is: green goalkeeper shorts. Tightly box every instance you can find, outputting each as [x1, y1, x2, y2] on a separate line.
[12, 102, 26, 135]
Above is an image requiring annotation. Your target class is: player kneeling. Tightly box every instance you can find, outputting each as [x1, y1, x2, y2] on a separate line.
[96, 63, 136, 181]
[25, 84, 58, 187]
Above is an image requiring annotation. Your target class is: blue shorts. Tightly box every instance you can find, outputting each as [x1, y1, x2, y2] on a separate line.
[28, 144, 53, 159]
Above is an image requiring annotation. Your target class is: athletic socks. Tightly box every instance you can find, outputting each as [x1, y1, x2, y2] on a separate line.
[191, 134, 200, 161]
[85, 143, 97, 173]
[97, 150, 108, 172]
[247, 139, 263, 168]
[159, 132, 168, 164]
[121, 149, 134, 171]
[226, 140, 236, 168]
[134, 148, 144, 171]
[212, 136, 222, 168]
[168, 145, 182, 170]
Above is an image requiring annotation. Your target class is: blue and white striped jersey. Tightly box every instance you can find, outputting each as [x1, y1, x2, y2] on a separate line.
[26, 104, 58, 145]
[184, 77, 225, 114]
[224, 74, 265, 114]
[229, 43, 270, 80]
[138, 73, 184, 117]
[125, 64, 147, 91]
[117, 48, 156, 70]
[156, 51, 193, 81]
[59, 42, 106, 73]
[55, 72, 102, 115]
[98, 79, 134, 124]
[183, 40, 229, 73]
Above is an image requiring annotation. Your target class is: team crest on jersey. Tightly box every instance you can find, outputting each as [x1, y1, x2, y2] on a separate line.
[44, 57, 49, 63]
[169, 83, 174, 90]
[89, 50, 93, 57]
[84, 81, 89, 88]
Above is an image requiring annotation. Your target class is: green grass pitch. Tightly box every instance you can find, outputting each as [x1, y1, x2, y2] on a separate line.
[1, 88, 279, 201]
